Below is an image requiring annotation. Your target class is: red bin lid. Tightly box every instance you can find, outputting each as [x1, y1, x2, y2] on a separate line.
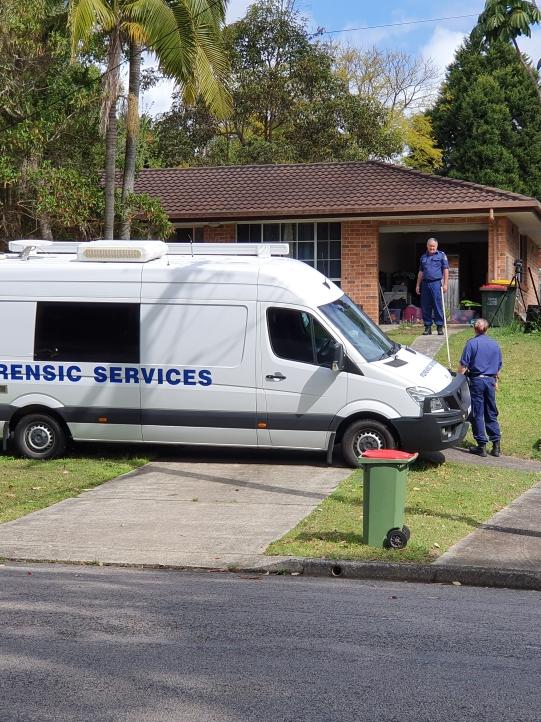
[361, 449, 417, 460]
[480, 285, 507, 291]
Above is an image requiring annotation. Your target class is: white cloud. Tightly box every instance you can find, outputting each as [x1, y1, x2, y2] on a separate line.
[140, 77, 177, 117]
[518, 28, 541, 68]
[421, 26, 467, 77]
[226, 0, 253, 23]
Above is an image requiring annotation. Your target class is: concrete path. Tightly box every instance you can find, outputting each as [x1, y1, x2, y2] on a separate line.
[0, 449, 348, 570]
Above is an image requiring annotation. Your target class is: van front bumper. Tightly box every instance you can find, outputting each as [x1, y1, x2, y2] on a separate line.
[390, 412, 469, 452]
[390, 373, 470, 452]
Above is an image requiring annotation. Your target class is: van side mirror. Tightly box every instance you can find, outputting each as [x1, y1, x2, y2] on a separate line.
[331, 342, 345, 372]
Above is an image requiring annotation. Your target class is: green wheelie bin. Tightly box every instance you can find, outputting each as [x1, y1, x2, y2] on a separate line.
[358, 449, 418, 549]
[480, 284, 517, 327]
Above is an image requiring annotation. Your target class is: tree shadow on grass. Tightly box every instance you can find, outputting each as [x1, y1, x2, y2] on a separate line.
[294, 530, 364, 545]
[405, 504, 481, 529]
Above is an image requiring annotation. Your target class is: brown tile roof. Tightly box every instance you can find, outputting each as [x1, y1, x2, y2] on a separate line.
[131, 160, 541, 222]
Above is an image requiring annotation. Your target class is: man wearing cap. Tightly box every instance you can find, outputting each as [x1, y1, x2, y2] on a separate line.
[415, 237, 449, 335]
[458, 318, 503, 457]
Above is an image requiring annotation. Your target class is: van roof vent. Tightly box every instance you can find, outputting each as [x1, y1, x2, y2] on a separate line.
[77, 240, 168, 262]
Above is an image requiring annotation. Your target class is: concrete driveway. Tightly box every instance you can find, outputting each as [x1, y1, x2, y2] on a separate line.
[0, 448, 349, 569]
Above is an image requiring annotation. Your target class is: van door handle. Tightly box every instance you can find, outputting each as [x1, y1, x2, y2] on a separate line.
[266, 372, 286, 381]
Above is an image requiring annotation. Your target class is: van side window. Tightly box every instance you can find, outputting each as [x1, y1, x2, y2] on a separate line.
[267, 308, 335, 367]
[34, 302, 140, 363]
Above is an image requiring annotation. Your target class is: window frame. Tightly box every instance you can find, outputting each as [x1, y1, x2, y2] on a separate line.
[236, 221, 341, 284]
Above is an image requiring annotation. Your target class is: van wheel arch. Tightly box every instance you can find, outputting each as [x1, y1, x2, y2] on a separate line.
[338, 415, 398, 468]
[10, 407, 71, 460]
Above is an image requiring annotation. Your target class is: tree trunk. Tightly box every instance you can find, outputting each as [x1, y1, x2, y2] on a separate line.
[104, 104, 118, 239]
[39, 215, 53, 241]
[103, 28, 121, 240]
[120, 41, 141, 240]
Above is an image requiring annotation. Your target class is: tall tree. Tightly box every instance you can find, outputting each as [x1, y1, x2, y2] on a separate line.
[68, 0, 230, 238]
[151, 0, 401, 166]
[0, 0, 104, 241]
[430, 38, 541, 198]
[476, 0, 541, 99]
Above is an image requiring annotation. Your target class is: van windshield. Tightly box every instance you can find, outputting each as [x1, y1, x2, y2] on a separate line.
[319, 294, 394, 362]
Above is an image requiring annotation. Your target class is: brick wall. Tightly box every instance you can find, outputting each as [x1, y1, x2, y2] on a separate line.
[488, 218, 540, 307]
[341, 220, 380, 321]
[202, 224, 236, 242]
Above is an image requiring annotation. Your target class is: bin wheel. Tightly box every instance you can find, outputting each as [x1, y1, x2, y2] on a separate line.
[386, 528, 408, 549]
[402, 525, 411, 541]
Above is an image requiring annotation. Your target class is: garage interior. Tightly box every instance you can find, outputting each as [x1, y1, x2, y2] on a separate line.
[378, 228, 488, 324]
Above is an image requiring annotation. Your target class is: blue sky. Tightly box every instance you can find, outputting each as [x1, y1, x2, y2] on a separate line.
[142, 0, 541, 114]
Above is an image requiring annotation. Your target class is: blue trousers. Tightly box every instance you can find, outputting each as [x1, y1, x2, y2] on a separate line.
[469, 376, 500, 445]
[420, 280, 444, 327]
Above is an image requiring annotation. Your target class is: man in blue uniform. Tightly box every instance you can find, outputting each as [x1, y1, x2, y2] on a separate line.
[415, 237, 449, 335]
[458, 318, 503, 457]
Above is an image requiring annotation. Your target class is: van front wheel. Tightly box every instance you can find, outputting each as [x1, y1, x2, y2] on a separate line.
[341, 419, 396, 467]
[14, 414, 67, 460]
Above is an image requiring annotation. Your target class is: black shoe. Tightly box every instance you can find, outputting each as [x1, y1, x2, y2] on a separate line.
[470, 445, 487, 457]
[422, 326, 432, 335]
[490, 441, 501, 457]
[437, 326, 444, 336]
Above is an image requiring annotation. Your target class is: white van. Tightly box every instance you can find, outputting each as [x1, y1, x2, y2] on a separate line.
[0, 240, 470, 465]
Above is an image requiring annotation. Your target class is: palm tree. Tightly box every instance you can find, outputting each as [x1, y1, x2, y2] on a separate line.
[69, 0, 230, 239]
[476, 0, 541, 100]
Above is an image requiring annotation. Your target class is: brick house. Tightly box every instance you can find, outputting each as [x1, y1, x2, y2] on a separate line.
[132, 161, 541, 322]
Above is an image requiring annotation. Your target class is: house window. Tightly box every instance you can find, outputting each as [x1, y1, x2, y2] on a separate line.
[175, 226, 204, 242]
[236, 221, 341, 283]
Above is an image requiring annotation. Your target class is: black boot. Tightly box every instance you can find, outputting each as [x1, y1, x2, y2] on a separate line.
[437, 326, 444, 336]
[423, 326, 432, 335]
[470, 444, 487, 457]
[490, 441, 501, 457]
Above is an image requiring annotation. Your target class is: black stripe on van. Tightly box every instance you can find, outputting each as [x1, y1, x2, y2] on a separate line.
[0, 405, 336, 432]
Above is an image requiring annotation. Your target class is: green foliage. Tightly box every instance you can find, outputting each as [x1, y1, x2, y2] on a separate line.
[150, 0, 402, 166]
[430, 38, 541, 198]
[116, 191, 174, 239]
[403, 114, 443, 173]
[24, 163, 104, 239]
[0, 0, 104, 239]
[477, 0, 541, 44]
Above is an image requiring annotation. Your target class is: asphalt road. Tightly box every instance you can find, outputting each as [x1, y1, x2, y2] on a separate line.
[1, 564, 540, 722]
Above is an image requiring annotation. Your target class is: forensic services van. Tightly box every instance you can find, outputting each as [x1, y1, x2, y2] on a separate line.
[0, 240, 470, 465]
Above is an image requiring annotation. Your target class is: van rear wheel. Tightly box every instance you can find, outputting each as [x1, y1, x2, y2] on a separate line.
[341, 419, 396, 467]
[14, 414, 67, 460]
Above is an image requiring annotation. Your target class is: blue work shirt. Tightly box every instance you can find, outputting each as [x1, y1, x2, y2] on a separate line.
[419, 250, 449, 282]
[460, 334, 503, 376]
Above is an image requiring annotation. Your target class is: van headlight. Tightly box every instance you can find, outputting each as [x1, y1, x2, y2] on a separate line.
[426, 396, 447, 413]
[406, 386, 433, 406]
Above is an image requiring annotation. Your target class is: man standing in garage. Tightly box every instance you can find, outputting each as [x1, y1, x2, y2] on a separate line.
[415, 237, 449, 335]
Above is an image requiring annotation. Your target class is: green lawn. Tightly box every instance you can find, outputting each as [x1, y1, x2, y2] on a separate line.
[267, 460, 539, 563]
[385, 323, 425, 347]
[0, 448, 149, 524]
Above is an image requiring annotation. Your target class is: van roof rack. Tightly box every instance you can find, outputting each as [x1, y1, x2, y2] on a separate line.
[7, 240, 290, 258]
[166, 243, 289, 256]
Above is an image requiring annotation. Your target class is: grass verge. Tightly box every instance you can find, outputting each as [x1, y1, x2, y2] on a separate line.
[266, 460, 539, 563]
[0, 448, 149, 523]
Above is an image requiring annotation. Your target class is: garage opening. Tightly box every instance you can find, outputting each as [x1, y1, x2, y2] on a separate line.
[379, 229, 488, 325]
